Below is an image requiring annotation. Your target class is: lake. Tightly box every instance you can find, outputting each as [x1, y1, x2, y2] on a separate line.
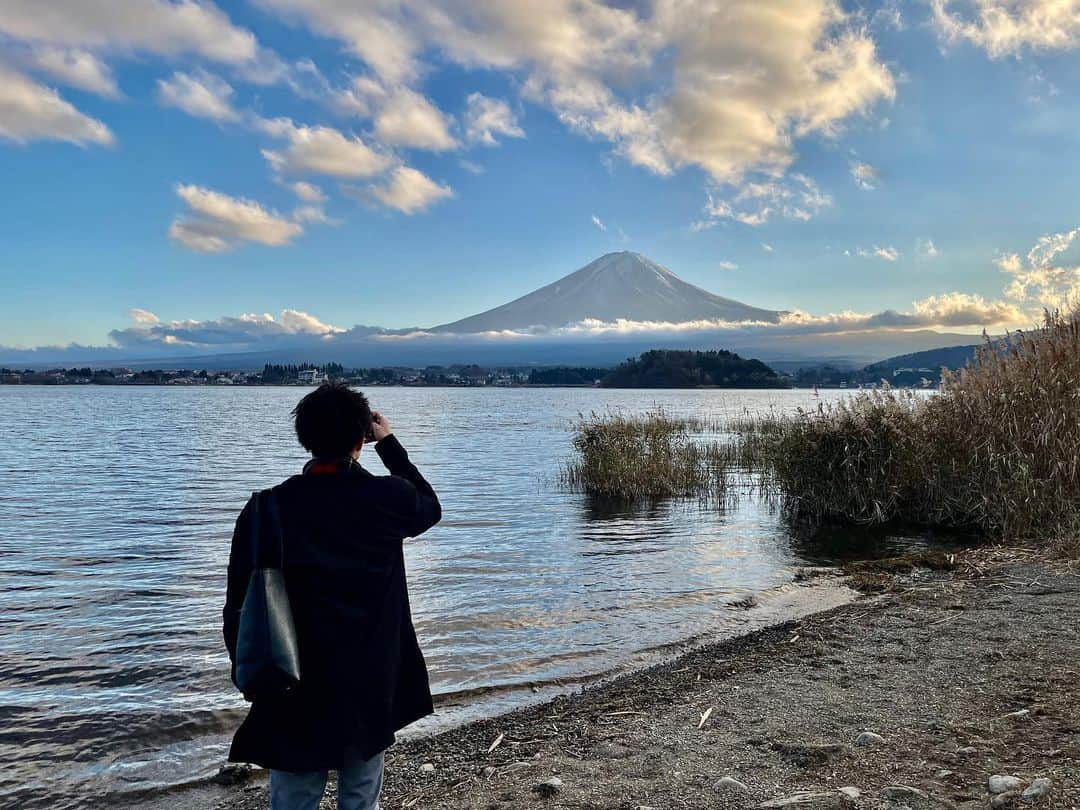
[0, 385, 933, 808]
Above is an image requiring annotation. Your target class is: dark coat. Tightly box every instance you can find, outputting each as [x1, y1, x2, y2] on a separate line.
[223, 434, 441, 770]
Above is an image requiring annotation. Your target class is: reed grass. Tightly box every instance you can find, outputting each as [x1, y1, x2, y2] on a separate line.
[560, 408, 728, 500]
[735, 307, 1080, 547]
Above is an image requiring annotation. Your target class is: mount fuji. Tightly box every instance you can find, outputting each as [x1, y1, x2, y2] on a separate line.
[431, 251, 782, 333]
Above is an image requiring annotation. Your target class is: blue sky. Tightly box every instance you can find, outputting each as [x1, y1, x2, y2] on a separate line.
[2, 0, 1080, 358]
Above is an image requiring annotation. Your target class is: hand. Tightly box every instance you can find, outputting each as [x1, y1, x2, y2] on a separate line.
[370, 411, 393, 442]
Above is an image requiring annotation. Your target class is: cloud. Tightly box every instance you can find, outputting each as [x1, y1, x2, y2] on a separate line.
[693, 174, 832, 229]
[292, 204, 340, 225]
[373, 86, 457, 151]
[286, 180, 326, 202]
[591, 215, 606, 232]
[762, 243, 774, 253]
[719, 260, 738, 271]
[260, 118, 393, 178]
[250, 0, 894, 192]
[910, 292, 1022, 326]
[347, 165, 453, 214]
[168, 184, 304, 252]
[27, 47, 120, 98]
[0, 0, 259, 65]
[458, 158, 484, 175]
[129, 308, 159, 324]
[917, 238, 940, 259]
[334, 76, 456, 150]
[850, 160, 879, 190]
[463, 93, 524, 146]
[0, 65, 114, 146]
[853, 245, 900, 261]
[997, 227, 1080, 309]
[157, 70, 239, 122]
[931, 0, 1080, 57]
[109, 308, 344, 350]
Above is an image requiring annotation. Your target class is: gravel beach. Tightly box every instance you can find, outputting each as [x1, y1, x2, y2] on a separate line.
[169, 548, 1080, 810]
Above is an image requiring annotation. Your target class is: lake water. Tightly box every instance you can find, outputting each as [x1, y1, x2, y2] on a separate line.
[0, 386, 933, 808]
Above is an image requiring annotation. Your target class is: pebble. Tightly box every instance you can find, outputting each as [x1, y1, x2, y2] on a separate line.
[956, 746, 978, 757]
[991, 792, 1019, 809]
[481, 766, 496, 778]
[880, 785, 929, 801]
[855, 732, 886, 747]
[714, 776, 751, 794]
[838, 787, 862, 800]
[1021, 779, 1052, 802]
[1004, 709, 1031, 720]
[935, 770, 954, 779]
[420, 762, 436, 774]
[989, 775, 1023, 794]
[533, 776, 563, 797]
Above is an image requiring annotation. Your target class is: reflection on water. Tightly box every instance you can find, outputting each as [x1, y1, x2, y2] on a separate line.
[0, 385, 937, 808]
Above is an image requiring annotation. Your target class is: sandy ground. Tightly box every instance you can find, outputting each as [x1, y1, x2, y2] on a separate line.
[203, 548, 1079, 810]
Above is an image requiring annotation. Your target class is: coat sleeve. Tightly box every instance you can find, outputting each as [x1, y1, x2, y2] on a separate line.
[375, 434, 442, 538]
[222, 497, 255, 668]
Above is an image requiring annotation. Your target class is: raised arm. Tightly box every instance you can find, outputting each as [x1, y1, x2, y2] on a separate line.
[371, 412, 442, 537]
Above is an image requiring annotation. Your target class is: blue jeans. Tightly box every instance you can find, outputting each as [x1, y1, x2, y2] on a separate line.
[269, 749, 385, 810]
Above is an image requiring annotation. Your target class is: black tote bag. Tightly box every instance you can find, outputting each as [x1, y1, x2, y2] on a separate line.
[234, 489, 301, 701]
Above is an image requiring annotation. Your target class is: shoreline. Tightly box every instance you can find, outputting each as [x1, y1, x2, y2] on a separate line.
[376, 548, 1078, 809]
[144, 547, 1078, 809]
[123, 573, 858, 810]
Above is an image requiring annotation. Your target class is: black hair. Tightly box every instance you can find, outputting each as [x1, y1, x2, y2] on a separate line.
[291, 381, 372, 458]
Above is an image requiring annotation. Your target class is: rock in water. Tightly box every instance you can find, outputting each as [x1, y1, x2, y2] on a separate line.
[211, 764, 253, 785]
[989, 776, 1023, 794]
[855, 732, 886, 747]
[533, 777, 563, 797]
[1022, 779, 1052, 801]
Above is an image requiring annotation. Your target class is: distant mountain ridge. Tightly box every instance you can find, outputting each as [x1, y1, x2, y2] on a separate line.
[431, 251, 782, 333]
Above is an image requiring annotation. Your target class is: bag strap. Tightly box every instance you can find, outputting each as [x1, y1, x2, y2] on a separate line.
[249, 490, 263, 569]
[249, 488, 286, 569]
[263, 489, 286, 569]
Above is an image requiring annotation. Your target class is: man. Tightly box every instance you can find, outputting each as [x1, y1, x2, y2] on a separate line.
[223, 381, 441, 809]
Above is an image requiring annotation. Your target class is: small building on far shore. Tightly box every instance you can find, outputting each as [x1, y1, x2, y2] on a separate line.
[298, 369, 327, 385]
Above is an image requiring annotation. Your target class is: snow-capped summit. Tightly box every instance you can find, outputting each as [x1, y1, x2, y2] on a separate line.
[431, 251, 781, 333]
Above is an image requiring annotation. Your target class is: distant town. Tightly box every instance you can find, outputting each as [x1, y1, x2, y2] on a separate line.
[0, 363, 547, 387]
[0, 348, 957, 389]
